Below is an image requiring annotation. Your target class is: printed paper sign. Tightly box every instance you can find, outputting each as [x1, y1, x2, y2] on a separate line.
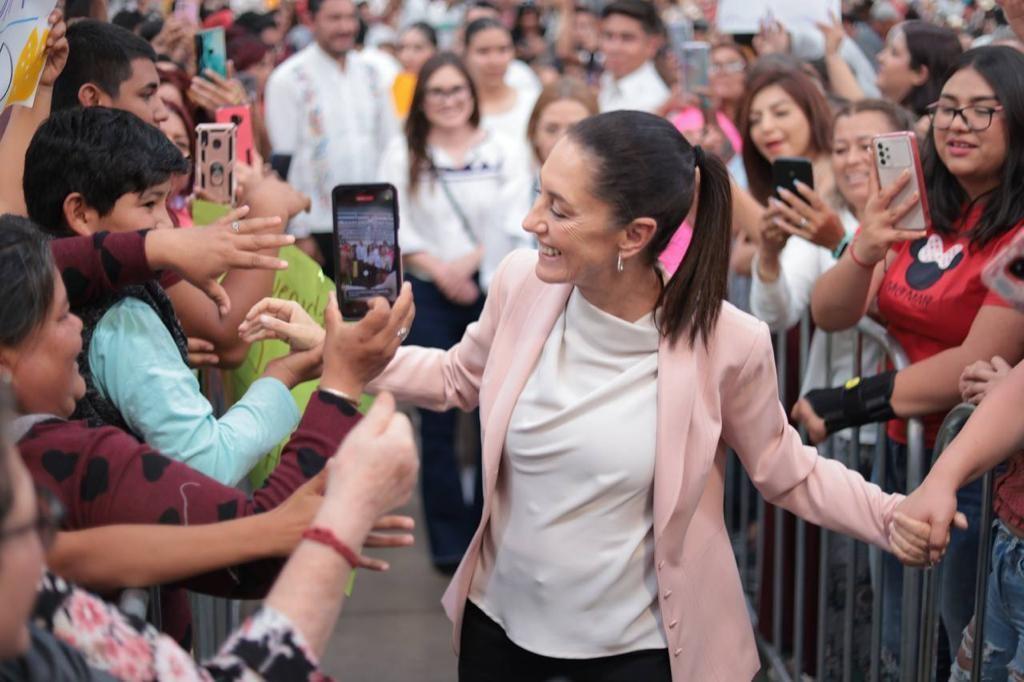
[717, 0, 840, 34]
[0, 0, 58, 110]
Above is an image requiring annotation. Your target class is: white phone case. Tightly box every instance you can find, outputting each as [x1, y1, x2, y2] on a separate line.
[874, 132, 930, 232]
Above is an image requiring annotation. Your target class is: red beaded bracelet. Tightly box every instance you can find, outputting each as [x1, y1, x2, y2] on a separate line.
[302, 527, 361, 568]
[848, 236, 875, 270]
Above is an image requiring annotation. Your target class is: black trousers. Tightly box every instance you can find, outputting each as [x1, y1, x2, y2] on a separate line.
[458, 601, 673, 682]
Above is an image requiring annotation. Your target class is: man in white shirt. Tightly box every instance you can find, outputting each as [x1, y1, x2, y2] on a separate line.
[597, 0, 669, 114]
[264, 0, 398, 276]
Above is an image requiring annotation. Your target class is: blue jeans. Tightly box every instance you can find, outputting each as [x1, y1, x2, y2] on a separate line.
[876, 438, 983, 675]
[951, 521, 1024, 681]
[406, 275, 485, 567]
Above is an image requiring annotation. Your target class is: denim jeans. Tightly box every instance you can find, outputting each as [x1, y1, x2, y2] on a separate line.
[951, 521, 1024, 682]
[875, 438, 983, 676]
[405, 275, 485, 567]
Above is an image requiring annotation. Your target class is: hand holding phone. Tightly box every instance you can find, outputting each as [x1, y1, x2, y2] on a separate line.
[195, 27, 228, 79]
[984, 229, 1024, 311]
[332, 184, 402, 320]
[873, 132, 930, 232]
[771, 157, 814, 199]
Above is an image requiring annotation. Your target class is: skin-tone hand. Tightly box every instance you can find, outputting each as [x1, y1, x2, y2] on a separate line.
[266, 470, 416, 569]
[263, 340, 324, 389]
[151, 17, 195, 67]
[238, 298, 326, 350]
[888, 512, 936, 567]
[959, 356, 1013, 406]
[790, 398, 827, 444]
[816, 13, 845, 57]
[892, 482, 970, 565]
[39, 10, 68, 88]
[753, 18, 790, 56]
[234, 150, 267, 205]
[998, 0, 1024, 39]
[189, 64, 249, 113]
[144, 206, 293, 315]
[771, 181, 848, 251]
[849, 164, 927, 267]
[433, 248, 483, 305]
[186, 337, 219, 367]
[321, 285, 416, 397]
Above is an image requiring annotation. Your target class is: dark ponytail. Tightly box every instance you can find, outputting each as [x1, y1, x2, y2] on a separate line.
[568, 111, 731, 347]
[659, 149, 732, 346]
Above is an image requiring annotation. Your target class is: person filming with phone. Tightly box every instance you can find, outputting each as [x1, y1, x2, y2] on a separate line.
[806, 45, 1024, 671]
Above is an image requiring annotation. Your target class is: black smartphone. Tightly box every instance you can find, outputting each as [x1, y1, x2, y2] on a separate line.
[268, 153, 293, 180]
[331, 183, 402, 320]
[771, 156, 814, 199]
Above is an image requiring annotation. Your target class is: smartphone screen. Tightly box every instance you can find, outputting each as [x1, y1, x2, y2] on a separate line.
[771, 157, 814, 199]
[332, 184, 401, 320]
[196, 28, 228, 79]
[680, 41, 711, 108]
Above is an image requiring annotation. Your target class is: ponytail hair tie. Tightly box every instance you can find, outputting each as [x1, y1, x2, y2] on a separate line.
[693, 145, 705, 168]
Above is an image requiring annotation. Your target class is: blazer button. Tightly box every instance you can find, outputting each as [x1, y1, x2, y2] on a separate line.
[669, 619, 678, 629]
[674, 648, 682, 657]
[663, 589, 673, 599]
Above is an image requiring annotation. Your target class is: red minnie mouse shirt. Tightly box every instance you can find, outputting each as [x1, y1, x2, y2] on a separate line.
[876, 205, 1022, 447]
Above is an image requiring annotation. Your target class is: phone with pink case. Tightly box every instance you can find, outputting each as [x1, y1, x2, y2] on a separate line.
[873, 132, 931, 231]
[983, 229, 1024, 311]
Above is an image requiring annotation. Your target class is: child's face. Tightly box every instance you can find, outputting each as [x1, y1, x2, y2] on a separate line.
[99, 180, 175, 233]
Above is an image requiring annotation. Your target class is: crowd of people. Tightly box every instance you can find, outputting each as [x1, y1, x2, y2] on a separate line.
[2, 0, 1024, 679]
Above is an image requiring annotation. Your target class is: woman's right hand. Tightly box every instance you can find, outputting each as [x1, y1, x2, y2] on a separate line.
[960, 356, 1013, 405]
[239, 298, 326, 350]
[755, 205, 789, 279]
[320, 286, 416, 397]
[850, 168, 927, 266]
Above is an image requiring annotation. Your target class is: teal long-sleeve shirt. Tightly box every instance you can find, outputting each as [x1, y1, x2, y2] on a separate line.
[88, 297, 300, 486]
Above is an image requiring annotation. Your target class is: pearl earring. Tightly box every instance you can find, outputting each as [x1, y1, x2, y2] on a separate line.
[617, 253, 625, 272]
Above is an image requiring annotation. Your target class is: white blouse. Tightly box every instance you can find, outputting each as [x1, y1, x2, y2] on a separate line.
[376, 130, 534, 292]
[469, 289, 666, 658]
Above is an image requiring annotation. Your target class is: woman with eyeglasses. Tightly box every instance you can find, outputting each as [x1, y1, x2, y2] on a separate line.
[708, 42, 750, 127]
[806, 46, 1024, 673]
[377, 51, 532, 574]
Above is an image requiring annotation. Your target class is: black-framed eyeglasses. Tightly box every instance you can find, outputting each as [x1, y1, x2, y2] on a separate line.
[926, 102, 1004, 132]
[0, 485, 64, 550]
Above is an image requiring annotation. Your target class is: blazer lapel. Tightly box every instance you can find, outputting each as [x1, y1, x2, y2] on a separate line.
[481, 282, 573, 498]
[653, 336, 698, 539]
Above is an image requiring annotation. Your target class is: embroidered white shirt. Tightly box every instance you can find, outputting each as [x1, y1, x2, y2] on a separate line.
[598, 60, 670, 114]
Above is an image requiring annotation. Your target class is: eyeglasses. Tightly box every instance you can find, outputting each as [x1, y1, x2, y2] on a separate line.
[424, 84, 469, 104]
[709, 60, 745, 76]
[926, 102, 1004, 132]
[0, 485, 64, 551]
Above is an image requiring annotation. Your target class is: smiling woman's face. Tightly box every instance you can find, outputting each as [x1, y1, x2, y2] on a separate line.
[748, 84, 812, 163]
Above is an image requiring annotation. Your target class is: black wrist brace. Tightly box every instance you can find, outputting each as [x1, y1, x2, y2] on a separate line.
[802, 370, 897, 435]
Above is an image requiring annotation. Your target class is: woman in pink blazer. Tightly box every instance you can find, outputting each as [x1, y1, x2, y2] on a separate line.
[367, 111, 926, 681]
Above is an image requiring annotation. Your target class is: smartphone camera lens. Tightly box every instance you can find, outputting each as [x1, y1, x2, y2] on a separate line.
[383, 190, 393, 201]
[212, 138, 222, 150]
[1009, 258, 1024, 281]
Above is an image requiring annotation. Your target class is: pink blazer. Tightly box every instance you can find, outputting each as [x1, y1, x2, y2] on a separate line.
[370, 250, 901, 681]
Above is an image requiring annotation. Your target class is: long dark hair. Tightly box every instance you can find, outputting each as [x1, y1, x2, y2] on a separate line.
[405, 52, 481, 190]
[737, 67, 834, 204]
[568, 112, 732, 346]
[899, 21, 963, 118]
[923, 46, 1024, 249]
[0, 214, 56, 350]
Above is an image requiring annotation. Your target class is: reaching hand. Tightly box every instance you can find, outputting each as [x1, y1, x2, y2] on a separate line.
[320, 285, 416, 397]
[186, 337, 219, 368]
[239, 298, 326, 350]
[753, 18, 790, 56]
[791, 398, 827, 444]
[144, 206, 292, 315]
[815, 13, 845, 57]
[188, 64, 248, 113]
[998, 0, 1024, 41]
[39, 10, 68, 88]
[850, 165, 927, 267]
[959, 356, 1013, 406]
[892, 481, 969, 565]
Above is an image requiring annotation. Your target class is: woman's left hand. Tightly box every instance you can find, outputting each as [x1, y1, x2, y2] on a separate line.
[39, 10, 69, 88]
[239, 298, 326, 350]
[771, 181, 847, 251]
[188, 63, 248, 112]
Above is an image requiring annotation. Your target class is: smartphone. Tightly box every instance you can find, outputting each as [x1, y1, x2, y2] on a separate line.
[195, 123, 236, 206]
[269, 153, 293, 181]
[983, 230, 1024, 311]
[195, 27, 228, 79]
[772, 156, 814, 199]
[680, 41, 711, 108]
[331, 184, 402, 320]
[215, 105, 255, 166]
[874, 132, 930, 231]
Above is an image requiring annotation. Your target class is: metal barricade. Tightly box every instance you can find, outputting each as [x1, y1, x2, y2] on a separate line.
[727, 315, 927, 681]
[919, 403, 995, 682]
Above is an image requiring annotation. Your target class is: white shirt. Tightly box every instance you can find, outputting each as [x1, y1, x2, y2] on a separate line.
[749, 211, 883, 444]
[598, 61, 669, 114]
[481, 88, 539, 154]
[376, 130, 534, 292]
[264, 44, 398, 236]
[470, 288, 665, 658]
